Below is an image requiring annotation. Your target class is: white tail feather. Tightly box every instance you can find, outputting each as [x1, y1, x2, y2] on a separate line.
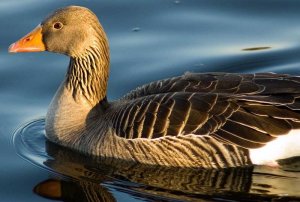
[249, 129, 300, 166]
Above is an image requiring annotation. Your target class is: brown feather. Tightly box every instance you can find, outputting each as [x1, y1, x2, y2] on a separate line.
[111, 73, 300, 150]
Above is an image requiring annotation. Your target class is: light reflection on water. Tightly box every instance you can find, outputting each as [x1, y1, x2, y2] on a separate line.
[1, 0, 300, 201]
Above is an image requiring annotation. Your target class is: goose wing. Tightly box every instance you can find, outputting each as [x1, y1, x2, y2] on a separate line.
[111, 73, 300, 149]
[122, 73, 260, 99]
[123, 72, 300, 98]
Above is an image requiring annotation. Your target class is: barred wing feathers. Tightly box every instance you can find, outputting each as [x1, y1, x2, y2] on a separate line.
[110, 73, 300, 149]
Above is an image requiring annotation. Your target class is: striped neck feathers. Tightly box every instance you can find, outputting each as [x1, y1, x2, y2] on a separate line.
[66, 39, 110, 107]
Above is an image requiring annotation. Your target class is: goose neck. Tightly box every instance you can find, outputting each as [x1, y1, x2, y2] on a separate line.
[66, 45, 109, 107]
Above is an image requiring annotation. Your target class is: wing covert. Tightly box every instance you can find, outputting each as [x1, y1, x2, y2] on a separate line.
[110, 72, 300, 150]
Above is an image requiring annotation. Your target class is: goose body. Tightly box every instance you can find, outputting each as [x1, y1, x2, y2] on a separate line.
[9, 6, 300, 168]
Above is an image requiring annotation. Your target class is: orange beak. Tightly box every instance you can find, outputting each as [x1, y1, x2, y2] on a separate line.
[9, 25, 46, 53]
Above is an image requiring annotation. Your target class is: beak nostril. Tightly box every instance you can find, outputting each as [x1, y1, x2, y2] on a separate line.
[25, 37, 31, 42]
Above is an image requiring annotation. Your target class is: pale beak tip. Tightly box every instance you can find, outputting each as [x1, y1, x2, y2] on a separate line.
[8, 43, 17, 53]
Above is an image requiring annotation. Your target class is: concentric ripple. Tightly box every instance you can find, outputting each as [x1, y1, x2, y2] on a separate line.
[13, 119, 52, 171]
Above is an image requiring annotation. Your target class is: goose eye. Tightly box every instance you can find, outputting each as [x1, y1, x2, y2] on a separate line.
[53, 22, 63, 30]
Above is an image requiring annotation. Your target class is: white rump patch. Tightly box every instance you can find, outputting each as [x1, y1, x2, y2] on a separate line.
[249, 129, 300, 166]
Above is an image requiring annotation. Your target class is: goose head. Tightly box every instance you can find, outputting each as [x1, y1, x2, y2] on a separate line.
[8, 6, 109, 58]
[9, 6, 110, 107]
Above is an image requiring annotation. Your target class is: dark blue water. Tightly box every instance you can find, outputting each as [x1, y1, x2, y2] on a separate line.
[1, 0, 300, 201]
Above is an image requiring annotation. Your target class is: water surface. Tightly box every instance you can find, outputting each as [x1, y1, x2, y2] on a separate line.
[1, 0, 300, 201]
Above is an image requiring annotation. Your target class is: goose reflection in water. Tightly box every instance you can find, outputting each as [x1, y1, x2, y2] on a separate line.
[29, 137, 299, 202]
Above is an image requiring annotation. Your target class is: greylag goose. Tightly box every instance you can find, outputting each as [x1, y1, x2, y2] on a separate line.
[9, 6, 300, 168]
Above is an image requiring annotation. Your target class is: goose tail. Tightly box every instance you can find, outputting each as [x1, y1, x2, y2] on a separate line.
[249, 129, 300, 166]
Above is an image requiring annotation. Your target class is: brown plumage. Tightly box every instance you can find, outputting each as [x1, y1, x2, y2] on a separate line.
[9, 6, 300, 168]
[114, 72, 300, 143]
